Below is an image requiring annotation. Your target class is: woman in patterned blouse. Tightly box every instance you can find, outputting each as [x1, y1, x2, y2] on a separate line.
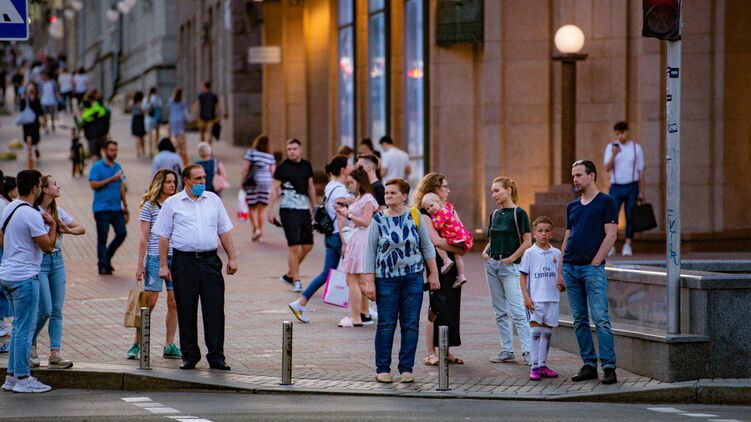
[363, 179, 439, 384]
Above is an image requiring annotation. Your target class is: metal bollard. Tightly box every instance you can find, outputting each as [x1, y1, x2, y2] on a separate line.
[139, 307, 151, 370]
[280, 321, 293, 385]
[437, 325, 450, 391]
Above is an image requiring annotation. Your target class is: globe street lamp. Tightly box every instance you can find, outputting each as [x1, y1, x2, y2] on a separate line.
[553, 24, 587, 185]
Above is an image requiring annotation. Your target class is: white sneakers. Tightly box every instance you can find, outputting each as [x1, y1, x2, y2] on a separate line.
[1, 376, 16, 391]
[622, 244, 633, 256]
[292, 280, 303, 293]
[3, 376, 51, 393]
[12, 376, 51, 393]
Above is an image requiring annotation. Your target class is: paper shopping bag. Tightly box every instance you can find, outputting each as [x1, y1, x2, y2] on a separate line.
[323, 268, 349, 308]
[123, 281, 145, 328]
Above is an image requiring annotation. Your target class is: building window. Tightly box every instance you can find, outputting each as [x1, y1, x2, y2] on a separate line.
[404, 0, 426, 178]
[338, 0, 356, 148]
[368, 0, 388, 142]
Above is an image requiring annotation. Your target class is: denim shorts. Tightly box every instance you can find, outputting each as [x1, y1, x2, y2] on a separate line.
[144, 255, 173, 292]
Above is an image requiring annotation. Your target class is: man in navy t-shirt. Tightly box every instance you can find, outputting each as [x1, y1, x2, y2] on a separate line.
[89, 140, 128, 275]
[558, 160, 618, 385]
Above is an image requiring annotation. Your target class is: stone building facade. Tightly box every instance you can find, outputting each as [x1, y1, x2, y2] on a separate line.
[254, 0, 751, 241]
[70, 0, 177, 103]
[175, 0, 264, 147]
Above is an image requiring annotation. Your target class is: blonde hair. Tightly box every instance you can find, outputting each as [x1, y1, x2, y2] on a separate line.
[413, 172, 446, 209]
[140, 169, 178, 209]
[492, 176, 519, 203]
[197, 142, 212, 158]
[533, 216, 554, 228]
[420, 192, 442, 209]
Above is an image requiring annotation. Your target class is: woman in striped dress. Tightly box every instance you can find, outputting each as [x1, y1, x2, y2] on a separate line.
[241, 135, 276, 242]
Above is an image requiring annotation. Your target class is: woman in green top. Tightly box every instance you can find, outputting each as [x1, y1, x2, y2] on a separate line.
[482, 177, 532, 365]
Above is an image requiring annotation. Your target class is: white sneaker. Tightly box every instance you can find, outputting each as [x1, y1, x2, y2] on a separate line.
[622, 244, 633, 256]
[288, 300, 310, 323]
[1, 376, 17, 391]
[0, 327, 10, 337]
[607, 246, 616, 257]
[369, 304, 378, 320]
[292, 280, 303, 293]
[12, 377, 51, 393]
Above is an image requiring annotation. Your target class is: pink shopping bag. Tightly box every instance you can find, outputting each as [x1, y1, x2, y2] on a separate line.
[323, 267, 349, 308]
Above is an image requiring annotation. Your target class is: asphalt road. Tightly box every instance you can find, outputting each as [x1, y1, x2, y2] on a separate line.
[0, 389, 748, 421]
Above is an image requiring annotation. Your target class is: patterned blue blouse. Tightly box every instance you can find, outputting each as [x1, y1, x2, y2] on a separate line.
[365, 209, 436, 278]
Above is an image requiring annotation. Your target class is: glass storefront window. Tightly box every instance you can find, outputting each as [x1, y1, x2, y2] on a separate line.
[338, 1, 355, 147]
[405, 0, 425, 178]
[368, 1, 388, 142]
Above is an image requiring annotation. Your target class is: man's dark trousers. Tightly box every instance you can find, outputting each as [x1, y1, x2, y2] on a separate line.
[93, 210, 127, 271]
[171, 250, 225, 365]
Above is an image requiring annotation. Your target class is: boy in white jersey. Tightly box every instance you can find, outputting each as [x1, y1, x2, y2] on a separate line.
[519, 216, 563, 381]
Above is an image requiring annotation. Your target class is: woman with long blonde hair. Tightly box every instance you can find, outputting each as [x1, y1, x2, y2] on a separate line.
[31, 175, 85, 369]
[128, 169, 181, 360]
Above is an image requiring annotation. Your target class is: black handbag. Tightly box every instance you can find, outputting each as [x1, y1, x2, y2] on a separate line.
[241, 150, 256, 189]
[312, 185, 344, 235]
[632, 199, 657, 232]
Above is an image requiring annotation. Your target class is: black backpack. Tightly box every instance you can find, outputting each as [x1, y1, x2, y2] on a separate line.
[312, 185, 344, 235]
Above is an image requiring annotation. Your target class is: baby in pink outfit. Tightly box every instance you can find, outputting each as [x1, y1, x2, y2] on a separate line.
[422, 193, 473, 288]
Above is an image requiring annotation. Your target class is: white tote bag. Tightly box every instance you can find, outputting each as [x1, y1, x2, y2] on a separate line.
[323, 266, 349, 308]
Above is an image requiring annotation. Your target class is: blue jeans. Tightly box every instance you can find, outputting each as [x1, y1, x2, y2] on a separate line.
[374, 272, 423, 374]
[94, 210, 127, 271]
[484, 260, 530, 353]
[609, 181, 639, 239]
[33, 251, 66, 351]
[1, 275, 40, 377]
[302, 234, 342, 300]
[563, 263, 616, 369]
[0, 249, 10, 319]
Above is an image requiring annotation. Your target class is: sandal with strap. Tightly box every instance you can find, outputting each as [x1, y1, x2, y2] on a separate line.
[448, 355, 465, 365]
[423, 354, 439, 366]
[337, 317, 363, 328]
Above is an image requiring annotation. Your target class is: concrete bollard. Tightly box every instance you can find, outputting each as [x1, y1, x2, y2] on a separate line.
[281, 321, 293, 385]
[437, 325, 450, 391]
[139, 307, 151, 370]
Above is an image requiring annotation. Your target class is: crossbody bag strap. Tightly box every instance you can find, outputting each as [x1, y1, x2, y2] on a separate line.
[487, 209, 499, 236]
[1, 203, 32, 233]
[513, 207, 522, 246]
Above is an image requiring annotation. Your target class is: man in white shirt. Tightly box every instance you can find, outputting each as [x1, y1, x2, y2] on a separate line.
[379, 136, 411, 181]
[154, 164, 237, 371]
[603, 121, 645, 256]
[0, 170, 57, 393]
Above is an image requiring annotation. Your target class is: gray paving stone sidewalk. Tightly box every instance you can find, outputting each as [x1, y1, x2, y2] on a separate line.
[0, 108, 747, 400]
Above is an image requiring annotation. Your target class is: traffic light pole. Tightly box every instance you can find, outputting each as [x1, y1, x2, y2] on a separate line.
[666, 37, 681, 335]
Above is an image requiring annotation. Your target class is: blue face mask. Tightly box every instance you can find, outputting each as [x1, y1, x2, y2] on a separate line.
[190, 183, 206, 197]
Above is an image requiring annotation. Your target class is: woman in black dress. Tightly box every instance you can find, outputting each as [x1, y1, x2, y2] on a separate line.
[414, 172, 467, 365]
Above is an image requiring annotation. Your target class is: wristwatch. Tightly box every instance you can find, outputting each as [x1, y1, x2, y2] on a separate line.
[346, 213, 353, 220]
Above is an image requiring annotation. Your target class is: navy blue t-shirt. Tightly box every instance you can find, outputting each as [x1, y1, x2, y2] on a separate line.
[564, 192, 618, 265]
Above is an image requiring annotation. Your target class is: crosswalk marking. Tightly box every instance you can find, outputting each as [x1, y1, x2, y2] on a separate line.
[121, 396, 213, 422]
[682, 415, 719, 418]
[647, 407, 684, 413]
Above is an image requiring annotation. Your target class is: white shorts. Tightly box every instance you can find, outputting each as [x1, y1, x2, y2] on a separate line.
[527, 301, 559, 327]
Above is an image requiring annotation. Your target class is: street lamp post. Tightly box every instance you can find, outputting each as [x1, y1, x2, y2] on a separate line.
[553, 25, 587, 185]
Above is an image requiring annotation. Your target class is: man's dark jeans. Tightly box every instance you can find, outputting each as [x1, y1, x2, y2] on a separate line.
[94, 210, 127, 271]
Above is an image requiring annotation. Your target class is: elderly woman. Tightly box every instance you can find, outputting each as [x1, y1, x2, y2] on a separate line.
[364, 179, 439, 384]
[414, 173, 468, 366]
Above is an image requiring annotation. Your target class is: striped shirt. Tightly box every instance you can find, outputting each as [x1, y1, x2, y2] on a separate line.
[140, 200, 173, 256]
[243, 149, 276, 186]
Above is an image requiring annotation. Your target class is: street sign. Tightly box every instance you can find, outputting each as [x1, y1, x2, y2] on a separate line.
[0, 0, 28, 41]
[248, 46, 282, 64]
